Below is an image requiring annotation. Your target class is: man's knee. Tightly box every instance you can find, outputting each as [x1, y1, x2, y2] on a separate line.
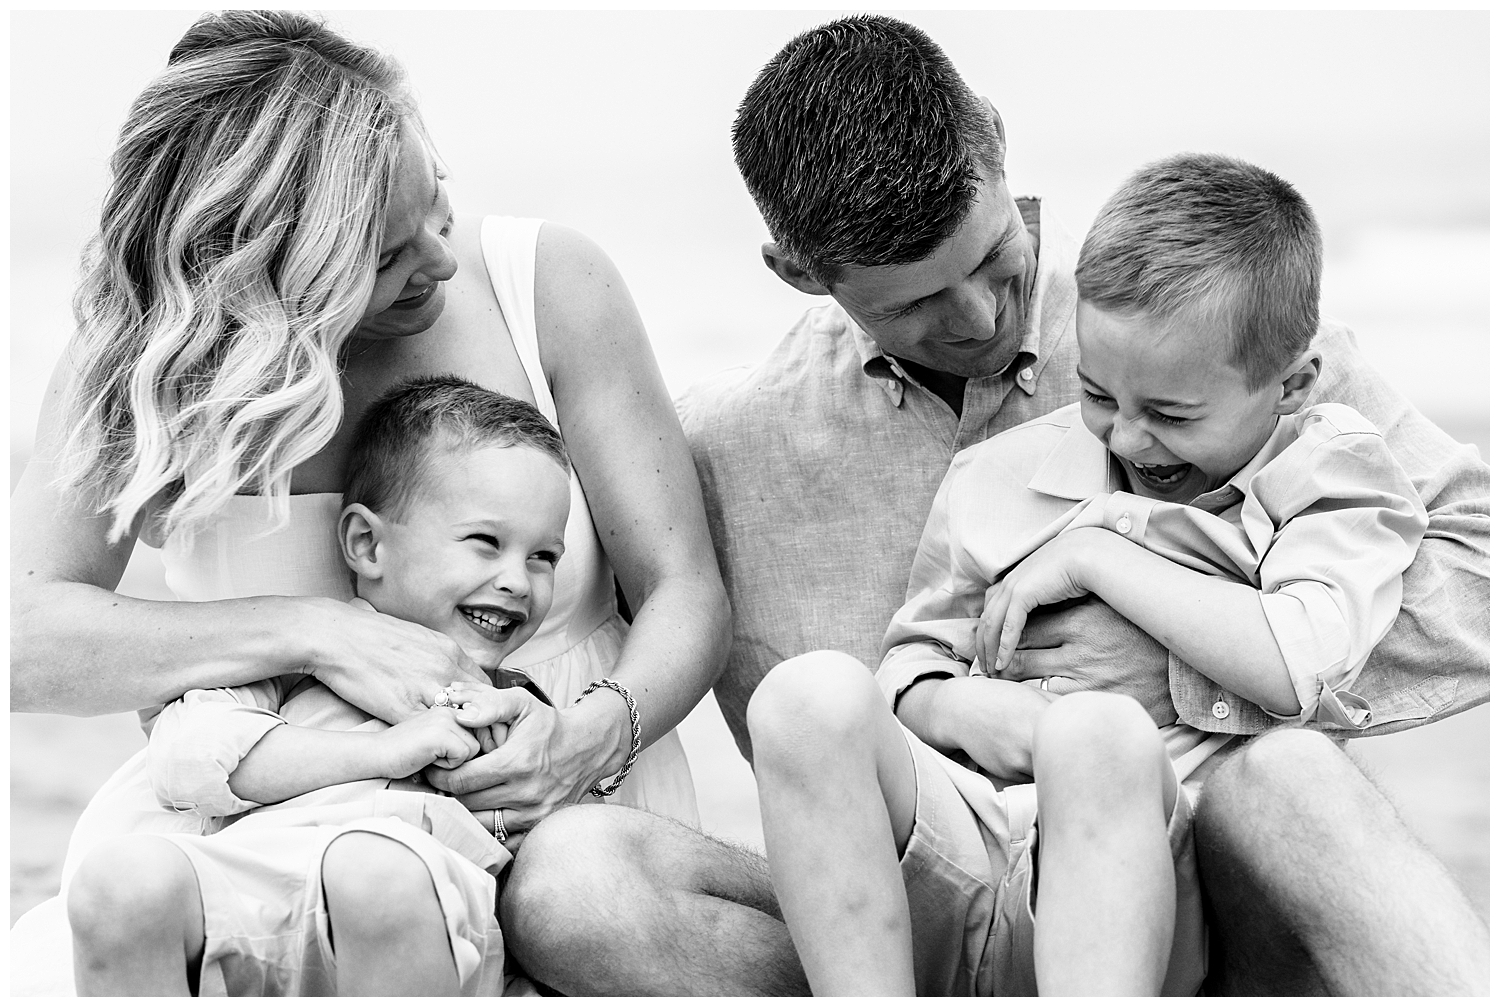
[68, 837, 198, 948]
[322, 832, 438, 938]
[747, 650, 883, 765]
[1198, 728, 1357, 845]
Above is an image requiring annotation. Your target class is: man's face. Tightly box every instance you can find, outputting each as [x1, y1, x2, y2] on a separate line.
[365, 444, 571, 669]
[828, 165, 1038, 379]
[1076, 300, 1290, 504]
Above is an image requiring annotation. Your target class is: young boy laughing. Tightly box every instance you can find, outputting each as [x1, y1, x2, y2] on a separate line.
[68, 377, 571, 996]
[748, 153, 1428, 995]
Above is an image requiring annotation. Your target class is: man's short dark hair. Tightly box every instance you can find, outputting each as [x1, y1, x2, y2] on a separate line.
[343, 375, 569, 520]
[732, 14, 1001, 287]
[1076, 153, 1323, 389]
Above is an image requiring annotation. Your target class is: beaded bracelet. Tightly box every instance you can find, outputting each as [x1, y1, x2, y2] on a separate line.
[576, 678, 641, 798]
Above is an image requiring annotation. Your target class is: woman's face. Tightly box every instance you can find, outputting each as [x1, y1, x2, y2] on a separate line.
[354, 125, 459, 341]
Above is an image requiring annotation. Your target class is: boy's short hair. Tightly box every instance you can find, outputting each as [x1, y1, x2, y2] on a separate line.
[343, 375, 570, 520]
[1075, 153, 1322, 389]
[732, 14, 1001, 287]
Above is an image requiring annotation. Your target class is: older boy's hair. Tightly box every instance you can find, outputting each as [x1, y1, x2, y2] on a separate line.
[1076, 153, 1322, 389]
[343, 375, 569, 520]
[732, 14, 1001, 287]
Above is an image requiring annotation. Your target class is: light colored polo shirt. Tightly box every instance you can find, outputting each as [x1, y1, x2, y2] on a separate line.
[877, 402, 1428, 746]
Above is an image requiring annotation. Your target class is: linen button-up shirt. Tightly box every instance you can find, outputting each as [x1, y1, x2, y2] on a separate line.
[679, 196, 1489, 751]
[877, 402, 1428, 745]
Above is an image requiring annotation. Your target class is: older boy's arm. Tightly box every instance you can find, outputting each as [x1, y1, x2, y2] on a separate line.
[895, 676, 1055, 784]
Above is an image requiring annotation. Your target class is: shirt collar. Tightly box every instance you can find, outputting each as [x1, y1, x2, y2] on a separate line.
[856, 196, 1065, 402]
[1025, 406, 1302, 509]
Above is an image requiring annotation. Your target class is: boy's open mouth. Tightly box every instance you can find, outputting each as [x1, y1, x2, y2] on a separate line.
[460, 605, 525, 643]
[1129, 460, 1193, 490]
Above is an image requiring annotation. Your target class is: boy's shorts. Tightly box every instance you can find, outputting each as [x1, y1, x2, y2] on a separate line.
[153, 797, 509, 996]
[898, 728, 1207, 996]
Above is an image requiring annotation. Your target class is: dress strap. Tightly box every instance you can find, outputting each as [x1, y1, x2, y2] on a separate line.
[478, 216, 556, 424]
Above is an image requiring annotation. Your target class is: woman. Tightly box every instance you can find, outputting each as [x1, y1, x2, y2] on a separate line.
[11, 10, 728, 993]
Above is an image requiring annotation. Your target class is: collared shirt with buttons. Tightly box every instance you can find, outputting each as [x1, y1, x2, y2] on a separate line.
[678, 198, 1082, 747]
[877, 402, 1428, 758]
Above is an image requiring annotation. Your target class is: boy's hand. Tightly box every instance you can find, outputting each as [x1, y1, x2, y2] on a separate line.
[977, 528, 1104, 675]
[439, 681, 521, 754]
[375, 707, 481, 779]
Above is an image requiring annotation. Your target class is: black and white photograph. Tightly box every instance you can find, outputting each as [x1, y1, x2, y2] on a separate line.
[10, 9, 1488, 996]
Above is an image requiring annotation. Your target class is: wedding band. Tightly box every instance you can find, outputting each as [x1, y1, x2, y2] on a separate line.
[1039, 677, 1051, 692]
[433, 688, 454, 708]
[493, 809, 507, 844]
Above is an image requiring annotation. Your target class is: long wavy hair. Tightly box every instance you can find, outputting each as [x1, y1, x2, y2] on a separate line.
[58, 10, 416, 543]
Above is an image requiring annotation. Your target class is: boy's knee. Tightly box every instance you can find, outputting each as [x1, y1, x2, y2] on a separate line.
[1036, 692, 1158, 767]
[322, 832, 437, 935]
[68, 837, 198, 946]
[747, 650, 883, 760]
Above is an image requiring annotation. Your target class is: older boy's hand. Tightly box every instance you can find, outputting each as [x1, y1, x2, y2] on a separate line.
[1001, 597, 1176, 727]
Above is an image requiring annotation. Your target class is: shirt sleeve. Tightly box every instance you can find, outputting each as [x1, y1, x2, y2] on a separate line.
[146, 677, 300, 818]
[1243, 405, 1428, 727]
[876, 456, 992, 709]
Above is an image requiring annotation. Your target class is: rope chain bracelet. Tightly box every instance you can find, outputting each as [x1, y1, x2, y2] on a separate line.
[576, 678, 641, 798]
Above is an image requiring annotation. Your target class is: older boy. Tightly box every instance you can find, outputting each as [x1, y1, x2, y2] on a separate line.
[67, 377, 571, 996]
[748, 154, 1427, 995]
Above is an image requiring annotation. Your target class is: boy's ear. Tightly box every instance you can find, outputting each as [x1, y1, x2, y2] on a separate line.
[761, 242, 831, 296]
[338, 503, 385, 581]
[1274, 349, 1322, 414]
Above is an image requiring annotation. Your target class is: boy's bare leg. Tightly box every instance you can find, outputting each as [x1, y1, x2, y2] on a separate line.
[501, 804, 809, 995]
[322, 832, 460, 995]
[1033, 693, 1177, 996]
[747, 651, 921, 995]
[68, 836, 205, 995]
[1196, 727, 1489, 996]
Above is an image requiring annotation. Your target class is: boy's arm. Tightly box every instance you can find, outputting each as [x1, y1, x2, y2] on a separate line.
[225, 709, 480, 805]
[876, 455, 1053, 780]
[147, 678, 298, 817]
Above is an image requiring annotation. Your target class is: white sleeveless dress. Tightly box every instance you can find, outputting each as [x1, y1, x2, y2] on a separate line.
[9, 216, 699, 995]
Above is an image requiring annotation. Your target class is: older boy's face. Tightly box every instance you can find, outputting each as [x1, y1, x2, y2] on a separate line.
[370, 445, 570, 669]
[1076, 301, 1290, 504]
[829, 164, 1038, 379]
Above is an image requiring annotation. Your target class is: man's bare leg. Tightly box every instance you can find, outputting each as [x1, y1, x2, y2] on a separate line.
[501, 803, 808, 995]
[1032, 693, 1177, 995]
[749, 651, 920, 995]
[1197, 727, 1488, 995]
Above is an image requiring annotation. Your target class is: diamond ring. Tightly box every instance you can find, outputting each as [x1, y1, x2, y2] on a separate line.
[433, 688, 455, 708]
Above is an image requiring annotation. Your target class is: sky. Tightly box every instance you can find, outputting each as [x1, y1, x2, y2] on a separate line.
[10, 10, 1489, 453]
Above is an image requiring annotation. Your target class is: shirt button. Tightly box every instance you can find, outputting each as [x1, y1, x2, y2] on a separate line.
[1212, 700, 1230, 720]
[1115, 516, 1132, 535]
[1020, 367, 1035, 382]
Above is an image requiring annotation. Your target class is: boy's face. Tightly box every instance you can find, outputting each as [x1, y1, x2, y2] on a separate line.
[1075, 300, 1292, 504]
[357, 444, 570, 669]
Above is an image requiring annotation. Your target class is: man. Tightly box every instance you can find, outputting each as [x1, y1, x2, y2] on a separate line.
[504, 14, 1488, 995]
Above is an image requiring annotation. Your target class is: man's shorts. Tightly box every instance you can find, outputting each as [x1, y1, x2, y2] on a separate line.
[898, 728, 1207, 996]
[153, 803, 508, 996]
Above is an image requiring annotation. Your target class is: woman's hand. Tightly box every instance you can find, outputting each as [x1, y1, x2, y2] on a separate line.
[424, 685, 629, 845]
[976, 528, 1109, 676]
[307, 599, 490, 725]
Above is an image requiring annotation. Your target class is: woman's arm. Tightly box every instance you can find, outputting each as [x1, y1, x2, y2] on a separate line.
[12, 357, 487, 720]
[428, 225, 730, 820]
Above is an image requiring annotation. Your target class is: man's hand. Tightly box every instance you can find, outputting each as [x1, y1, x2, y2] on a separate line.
[998, 595, 1177, 727]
